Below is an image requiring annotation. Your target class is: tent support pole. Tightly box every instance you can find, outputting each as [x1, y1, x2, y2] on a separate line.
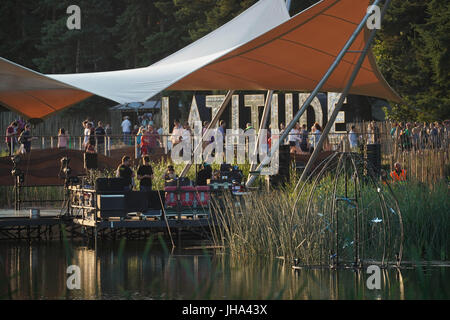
[245, 0, 382, 188]
[249, 90, 273, 174]
[299, 0, 391, 183]
[180, 90, 235, 178]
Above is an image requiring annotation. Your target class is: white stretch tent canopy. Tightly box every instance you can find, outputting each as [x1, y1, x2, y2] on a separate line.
[0, 0, 401, 120]
[0, 0, 290, 119]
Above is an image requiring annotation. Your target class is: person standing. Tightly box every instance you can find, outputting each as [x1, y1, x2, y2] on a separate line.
[82, 121, 91, 149]
[348, 125, 359, 151]
[105, 124, 112, 136]
[95, 121, 106, 155]
[147, 125, 161, 152]
[412, 122, 421, 150]
[372, 121, 380, 144]
[137, 155, 154, 192]
[141, 115, 149, 127]
[309, 123, 322, 153]
[16, 117, 25, 136]
[420, 122, 428, 149]
[170, 120, 183, 148]
[279, 122, 289, 145]
[121, 116, 132, 145]
[400, 123, 412, 151]
[5, 121, 18, 155]
[288, 123, 301, 147]
[299, 124, 309, 152]
[390, 122, 399, 140]
[140, 128, 149, 156]
[217, 120, 226, 143]
[18, 123, 34, 154]
[136, 126, 144, 158]
[116, 155, 135, 191]
[57, 128, 69, 149]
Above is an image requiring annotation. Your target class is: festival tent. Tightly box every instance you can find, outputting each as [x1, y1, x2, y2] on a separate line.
[0, 0, 290, 120]
[0, 0, 401, 120]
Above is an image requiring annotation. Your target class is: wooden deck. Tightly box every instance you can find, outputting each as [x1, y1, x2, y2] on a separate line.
[0, 208, 216, 241]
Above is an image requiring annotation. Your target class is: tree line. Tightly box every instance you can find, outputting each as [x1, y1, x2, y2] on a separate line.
[0, 0, 448, 121]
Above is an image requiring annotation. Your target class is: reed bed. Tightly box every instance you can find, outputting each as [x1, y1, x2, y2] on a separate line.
[210, 176, 449, 263]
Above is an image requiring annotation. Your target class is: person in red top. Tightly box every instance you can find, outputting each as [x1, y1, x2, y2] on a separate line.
[146, 125, 161, 149]
[390, 162, 407, 182]
[141, 125, 161, 155]
[5, 121, 18, 155]
[140, 128, 150, 155]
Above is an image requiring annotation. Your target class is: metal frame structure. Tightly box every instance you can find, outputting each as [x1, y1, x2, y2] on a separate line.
[246, 0, 385, 187]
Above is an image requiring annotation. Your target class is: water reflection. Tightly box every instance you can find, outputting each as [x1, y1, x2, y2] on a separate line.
[0, 242, 448, 300]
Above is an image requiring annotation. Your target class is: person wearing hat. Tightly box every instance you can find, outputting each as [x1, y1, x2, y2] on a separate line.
[121, 116, 132, 145]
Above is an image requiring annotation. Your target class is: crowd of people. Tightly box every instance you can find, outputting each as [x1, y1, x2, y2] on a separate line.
[167, 119, 327, 156]
[344, 120, 450, 152]
[120, 115, 165, 156]
[75, 119, 112, 155]
[390, 121, 450, 151]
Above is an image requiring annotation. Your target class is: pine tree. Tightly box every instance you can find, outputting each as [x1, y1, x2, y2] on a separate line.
[34, 0, 118, 73]
[374, 0, 450, 121]
[0, 0, 44, 69]
[141, 0, 189, 65]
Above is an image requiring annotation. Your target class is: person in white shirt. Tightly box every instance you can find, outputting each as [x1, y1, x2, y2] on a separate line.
[171, 120, 184, 147]
[309, 122, 322, 152]
[121, 116, 132, 145]
[288, 123, 301, 147]
[348, 125, 359, 150]
[82, 120, 91, 149]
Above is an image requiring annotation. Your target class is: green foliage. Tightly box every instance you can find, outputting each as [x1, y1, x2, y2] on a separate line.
[374, 0, 450, 121]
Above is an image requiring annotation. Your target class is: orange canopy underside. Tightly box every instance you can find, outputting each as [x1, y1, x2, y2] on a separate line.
[169, 0, 401, 103]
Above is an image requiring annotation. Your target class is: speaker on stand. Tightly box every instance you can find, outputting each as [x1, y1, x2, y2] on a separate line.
[84, 152, 98, 170]
[364, 143, 381, 177]
[266, 145, 291, 188]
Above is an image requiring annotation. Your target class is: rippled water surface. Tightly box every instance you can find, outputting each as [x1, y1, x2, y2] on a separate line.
[1, 241, 449, 299]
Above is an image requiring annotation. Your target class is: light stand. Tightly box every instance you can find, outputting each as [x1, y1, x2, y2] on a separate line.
[11, 155, 24, 211]
[59, 157, 79, 217]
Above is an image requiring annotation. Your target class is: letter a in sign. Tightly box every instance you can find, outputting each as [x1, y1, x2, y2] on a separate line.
[366, 265, 381, 290]
[67, 5, 81, 30]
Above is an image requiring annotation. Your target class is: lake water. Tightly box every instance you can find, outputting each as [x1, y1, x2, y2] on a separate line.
[1, 241, 449, 300]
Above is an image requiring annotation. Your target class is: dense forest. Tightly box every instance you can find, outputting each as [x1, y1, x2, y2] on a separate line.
[0, 0, 448, 121]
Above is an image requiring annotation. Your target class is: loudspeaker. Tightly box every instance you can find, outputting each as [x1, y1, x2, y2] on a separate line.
[178, 177, 192, 186]
[365, 143, 381, 175]
[125, 191, 149, 213]
[278, 144, 291, 177]
[147, 191, 164, 210]
[269, 145, 291, 187]
[95, 178, 127, 192]
[84, 152, 98, 169]
[97, 194, 126, 218]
